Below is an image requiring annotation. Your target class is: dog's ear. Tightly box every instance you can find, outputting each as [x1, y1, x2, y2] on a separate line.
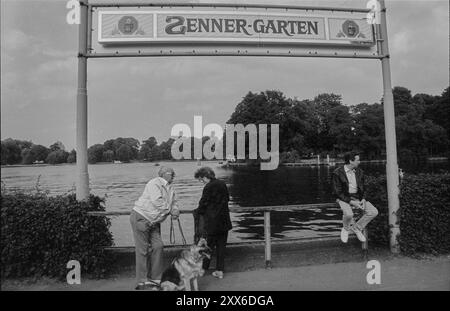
[198, 238, 207, 247]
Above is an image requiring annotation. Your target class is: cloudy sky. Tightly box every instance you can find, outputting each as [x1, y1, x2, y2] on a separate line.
[1, 0, 448, 150]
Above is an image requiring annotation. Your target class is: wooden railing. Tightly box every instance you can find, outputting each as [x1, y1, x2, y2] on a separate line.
[88, 203, 368, 268]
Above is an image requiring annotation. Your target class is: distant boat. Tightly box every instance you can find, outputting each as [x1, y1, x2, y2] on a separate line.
[154, 163, 160, 166]
[114, 160, 122, 164]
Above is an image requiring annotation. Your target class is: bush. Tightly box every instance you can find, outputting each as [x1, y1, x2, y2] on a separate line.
[398, 173, 450, 255]
[365, 175, 389, 246]
[1, 190, 114, 279]
[365, 173, 450, 255]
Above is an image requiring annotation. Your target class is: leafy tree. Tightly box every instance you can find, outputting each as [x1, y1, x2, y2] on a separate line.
[138, 144, 152, 161]
[67, 149, 77, 163]
[1, 139, 22, 164]
[285, 99, 316, 156]
[422, 87, 450, 139]
[88, 144, 105, 164]
[102, 150, 114, 162]
[15, 140, 33, 151]
[21, 148, 35, 164]
[312, 93, 351, 154]
[1, 142, 8, 165]
[103, 137, 139, 161]
[49, 141, 66, 152]
[142, 137, 158, 149]
[30, 145, 49, 162]
[139, 137, 159, 161]
[392, 86, 448, 160]
[351, 103, 385, 160]
[159, 138, 174, 160]
[46, 150, 68, 164]
[116, 144, 132, 162]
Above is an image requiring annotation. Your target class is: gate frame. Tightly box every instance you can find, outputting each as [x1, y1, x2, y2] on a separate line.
[76, 1, 400, 253]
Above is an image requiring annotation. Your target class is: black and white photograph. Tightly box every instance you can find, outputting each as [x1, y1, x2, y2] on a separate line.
[1, 0, 449, 298]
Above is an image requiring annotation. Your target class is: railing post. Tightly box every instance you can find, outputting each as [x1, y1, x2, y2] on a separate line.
[264, 211, 272, 269]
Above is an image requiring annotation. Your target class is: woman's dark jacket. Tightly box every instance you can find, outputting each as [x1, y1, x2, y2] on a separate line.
[196, 178, 232, 235]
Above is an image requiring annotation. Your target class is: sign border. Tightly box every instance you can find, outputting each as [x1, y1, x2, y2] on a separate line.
[97, 9, 375, 47]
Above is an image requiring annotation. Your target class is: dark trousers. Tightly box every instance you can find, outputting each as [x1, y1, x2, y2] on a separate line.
[203, 232, 228, 272]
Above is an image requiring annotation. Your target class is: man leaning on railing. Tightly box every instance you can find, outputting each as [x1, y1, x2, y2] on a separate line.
[130, 166, 180, 290]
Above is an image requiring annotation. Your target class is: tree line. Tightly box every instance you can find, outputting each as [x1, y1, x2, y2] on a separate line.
[226, 86, 449, 162]
[1, 85, 448, 165]
[0, 140, 76, 165]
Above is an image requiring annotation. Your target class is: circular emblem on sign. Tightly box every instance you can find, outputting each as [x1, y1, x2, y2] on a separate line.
[118, 16, 138, 35]
[342, 20, 359, 38]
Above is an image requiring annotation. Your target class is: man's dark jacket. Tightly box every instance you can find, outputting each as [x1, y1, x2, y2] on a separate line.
[332, 166, 366, 203]
[196, 178, 232, 236]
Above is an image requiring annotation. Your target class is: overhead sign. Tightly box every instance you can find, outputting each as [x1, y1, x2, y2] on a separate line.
[97, 10, 375, 47]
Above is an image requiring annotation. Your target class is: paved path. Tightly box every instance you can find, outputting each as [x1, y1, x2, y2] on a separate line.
[3, 256, 449, 291]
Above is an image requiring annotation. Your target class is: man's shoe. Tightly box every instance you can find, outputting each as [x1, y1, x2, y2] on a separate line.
[212, 271, 224, 279]
[340, 227, 349, 243]
[352, 227, 367, 242]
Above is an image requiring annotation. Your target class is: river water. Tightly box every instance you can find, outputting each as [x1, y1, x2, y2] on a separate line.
[1, 160, 448, 246]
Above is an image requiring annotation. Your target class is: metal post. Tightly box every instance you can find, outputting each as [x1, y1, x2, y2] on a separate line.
[76, 1, 89, 201]
[379, 0, 400, 253]
[264, 211, 272, 268]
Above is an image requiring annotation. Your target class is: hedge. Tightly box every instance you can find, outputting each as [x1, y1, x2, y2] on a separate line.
[1, 190, 114, 279]
[365, 173, 450, 255]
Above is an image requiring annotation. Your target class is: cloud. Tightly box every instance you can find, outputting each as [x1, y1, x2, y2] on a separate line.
[2, 29, 30, 51]
[35, 57, 76, 75]
[184, 103, 214, 112]
[391, 31, 411, 55]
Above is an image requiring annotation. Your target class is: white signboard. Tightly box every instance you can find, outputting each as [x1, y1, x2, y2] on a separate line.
[97, 10, 374, 46]
[89, 6, 379, 58]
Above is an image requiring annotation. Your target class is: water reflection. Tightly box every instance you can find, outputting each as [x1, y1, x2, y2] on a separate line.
[233, 209, 342, 240]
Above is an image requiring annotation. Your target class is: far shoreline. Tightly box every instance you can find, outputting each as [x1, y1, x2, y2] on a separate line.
[0, 159, 225, 169]
[1, 157, 448, 169]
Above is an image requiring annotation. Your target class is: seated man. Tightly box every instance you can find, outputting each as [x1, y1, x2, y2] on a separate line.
[332, 152, 378, 243]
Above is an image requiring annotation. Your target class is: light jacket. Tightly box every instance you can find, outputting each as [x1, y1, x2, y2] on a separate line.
[133, 177, 179, 224]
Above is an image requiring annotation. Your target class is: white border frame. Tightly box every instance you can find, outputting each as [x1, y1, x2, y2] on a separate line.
[97, 10, 375, 47]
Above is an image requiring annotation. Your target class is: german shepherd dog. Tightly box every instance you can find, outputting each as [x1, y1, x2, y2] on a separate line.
[160, 238, 211, 291]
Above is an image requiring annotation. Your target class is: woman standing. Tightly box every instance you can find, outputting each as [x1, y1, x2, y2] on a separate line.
[195, 167, 232, 279]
